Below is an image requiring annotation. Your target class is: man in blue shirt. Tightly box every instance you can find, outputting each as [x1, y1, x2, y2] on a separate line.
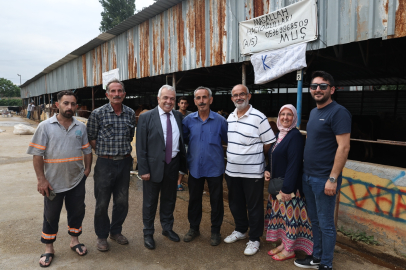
[182, 86, 228, 246]
[294, 71, 351, 270]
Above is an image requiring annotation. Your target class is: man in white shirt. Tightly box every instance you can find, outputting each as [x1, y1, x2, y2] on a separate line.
[224, 84, 276, 256]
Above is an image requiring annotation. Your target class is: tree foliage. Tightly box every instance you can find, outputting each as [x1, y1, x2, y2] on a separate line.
[0, 78, 20, 98]
[99, 0, 136, 32]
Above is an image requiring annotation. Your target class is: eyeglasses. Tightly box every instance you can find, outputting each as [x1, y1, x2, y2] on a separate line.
[310, 83, 331, 90]
[231, 92, 247, 98]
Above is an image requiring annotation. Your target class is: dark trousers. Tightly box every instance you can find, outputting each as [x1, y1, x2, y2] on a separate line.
[94, 156, 132, 239]
[142, 155, 179, 235]
[225, 174, 264, 242]
[41, 176, 86, 244]
[188, 174, 224, 233]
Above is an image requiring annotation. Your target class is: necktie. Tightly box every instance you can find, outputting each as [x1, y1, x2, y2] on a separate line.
[165, 112, 172, 164]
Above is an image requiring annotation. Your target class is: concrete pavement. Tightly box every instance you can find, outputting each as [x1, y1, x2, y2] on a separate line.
[0, 116, 391, 269]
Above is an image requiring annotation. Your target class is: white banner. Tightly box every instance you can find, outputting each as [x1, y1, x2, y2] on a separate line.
[251, 43, 307, 84]
[102, 68, 120, 90]
[239, 0, 317, 55]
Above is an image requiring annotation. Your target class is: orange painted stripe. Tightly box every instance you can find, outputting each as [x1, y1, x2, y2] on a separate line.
[81, 143, 90, 149]
[44, 156, 83, 163]
[29, 142, 46, 150]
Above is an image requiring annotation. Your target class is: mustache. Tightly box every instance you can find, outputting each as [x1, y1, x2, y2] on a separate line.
[65, 110, 73, 114]
[113, 96, 121, 99]
[235, 99, 245, 102]
[198, 103, 206, 106]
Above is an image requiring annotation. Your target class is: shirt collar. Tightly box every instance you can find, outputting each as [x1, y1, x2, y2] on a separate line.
[106, 102, 128, 114]
[158, 105, 174, 116]
[193, 110, 216, 119]
[50, 114, 79, 126]
[231, 104, 252, 119]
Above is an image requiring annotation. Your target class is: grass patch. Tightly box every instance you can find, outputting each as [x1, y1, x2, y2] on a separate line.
[338, 226, 379, 246]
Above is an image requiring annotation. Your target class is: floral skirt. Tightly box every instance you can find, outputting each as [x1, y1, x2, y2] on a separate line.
[264, 190, 313, 254]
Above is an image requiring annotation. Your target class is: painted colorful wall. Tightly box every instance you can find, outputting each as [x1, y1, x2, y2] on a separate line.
[339, 160, 406, 254]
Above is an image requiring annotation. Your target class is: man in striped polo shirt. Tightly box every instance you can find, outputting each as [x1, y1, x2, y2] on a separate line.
[224, 84, 276, 256]
[27, 90, 92, 267]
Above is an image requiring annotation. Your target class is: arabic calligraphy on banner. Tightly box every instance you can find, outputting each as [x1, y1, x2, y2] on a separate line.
[239, 0, 317, 55]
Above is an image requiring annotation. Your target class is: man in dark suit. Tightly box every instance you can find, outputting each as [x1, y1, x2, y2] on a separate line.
[136, 85, 187, 250]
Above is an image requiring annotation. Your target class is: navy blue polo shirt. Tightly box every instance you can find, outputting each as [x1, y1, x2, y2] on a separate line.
[303, 101, 352, 178]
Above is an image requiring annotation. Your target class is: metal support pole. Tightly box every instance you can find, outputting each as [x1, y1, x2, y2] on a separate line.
[173, 73, 176, 91]
[296, 69, 304, 129]
[92, 87, 95, 111]
[242, 63, 246, 86]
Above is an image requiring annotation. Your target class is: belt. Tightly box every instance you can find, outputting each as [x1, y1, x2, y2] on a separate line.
[99, 154, 131, 160]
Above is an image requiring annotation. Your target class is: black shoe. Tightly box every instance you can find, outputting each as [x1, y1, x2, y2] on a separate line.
[210, 233, 221, 246]
[183, 229, 200, 242]
[162, 230, 180, 242]
[318, 264, 332, 270]
[294, 255, 321, 269]
[144, 234, 155, 250]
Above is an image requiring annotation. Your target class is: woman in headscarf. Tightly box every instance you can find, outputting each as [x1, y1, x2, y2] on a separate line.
[264, 104, 313, 261]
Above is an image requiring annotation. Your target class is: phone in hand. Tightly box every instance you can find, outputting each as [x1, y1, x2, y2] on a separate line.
[47, 189, 56, 201]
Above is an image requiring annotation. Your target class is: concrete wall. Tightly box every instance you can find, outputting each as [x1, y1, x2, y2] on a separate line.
[339, 160, 406, 254]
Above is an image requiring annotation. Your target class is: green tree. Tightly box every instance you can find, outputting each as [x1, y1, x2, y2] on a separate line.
[99, 0, 136, 32]
[0, 78, 20, 98]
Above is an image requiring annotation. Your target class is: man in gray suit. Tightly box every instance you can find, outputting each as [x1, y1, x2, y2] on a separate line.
[136, 85, 187, 250]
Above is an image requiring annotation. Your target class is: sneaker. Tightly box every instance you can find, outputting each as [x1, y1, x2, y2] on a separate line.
[210, 233, 221, 246]
[224, 230, 247, 243]
[318, 264, 332, 270]
[244, 240, 260, 255]
[183, 229, 200, 242]
[294, 255, 321, 269]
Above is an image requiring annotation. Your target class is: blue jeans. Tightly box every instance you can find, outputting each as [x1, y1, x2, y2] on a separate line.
[302, 173, 342, 267]
[27, 111, 31, 119]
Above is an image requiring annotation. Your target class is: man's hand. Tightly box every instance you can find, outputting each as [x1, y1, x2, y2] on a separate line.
[37, 177, 52, 197]
[264, 171, 271, 181]
[279, 191, 292, 202]
[84, 169, 91, 177]
[324, 180, 337, 196]
[141, 173, 150, 181]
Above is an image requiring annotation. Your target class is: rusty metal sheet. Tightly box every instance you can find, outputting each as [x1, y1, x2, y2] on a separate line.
[21, 0, 406, 97]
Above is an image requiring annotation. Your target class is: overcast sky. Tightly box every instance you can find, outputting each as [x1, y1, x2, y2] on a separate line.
[0, 0, 155, 86]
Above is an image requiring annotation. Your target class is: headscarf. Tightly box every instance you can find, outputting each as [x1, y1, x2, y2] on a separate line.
[276, 104, 298, 143]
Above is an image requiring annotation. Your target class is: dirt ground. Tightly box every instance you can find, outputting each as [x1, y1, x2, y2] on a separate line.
[0, 116, 393, 269]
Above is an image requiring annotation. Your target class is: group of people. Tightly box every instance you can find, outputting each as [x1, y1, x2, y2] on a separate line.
[28, 70, 351, 269]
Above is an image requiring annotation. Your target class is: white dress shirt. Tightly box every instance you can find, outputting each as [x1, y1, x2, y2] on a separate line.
[158, 106, 180, 158]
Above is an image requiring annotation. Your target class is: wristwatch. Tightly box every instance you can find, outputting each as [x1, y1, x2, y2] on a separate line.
[328, 177, 336, 183]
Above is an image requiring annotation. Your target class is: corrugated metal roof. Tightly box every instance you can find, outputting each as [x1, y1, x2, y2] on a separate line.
[21, 0, 406, 98]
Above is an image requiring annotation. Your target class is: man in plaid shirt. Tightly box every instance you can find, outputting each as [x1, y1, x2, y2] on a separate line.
[87, 79, 136, 252]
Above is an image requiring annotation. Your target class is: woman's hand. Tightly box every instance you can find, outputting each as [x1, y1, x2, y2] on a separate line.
[279, 191, 291, 202]
[264, 171, 271, 181]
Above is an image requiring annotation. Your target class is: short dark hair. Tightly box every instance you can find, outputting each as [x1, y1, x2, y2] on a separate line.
[106, 79, 125, 93]
[311, 71, 335, 87]
[57, 90, 77, 102]
[178, 97, 188, 103]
